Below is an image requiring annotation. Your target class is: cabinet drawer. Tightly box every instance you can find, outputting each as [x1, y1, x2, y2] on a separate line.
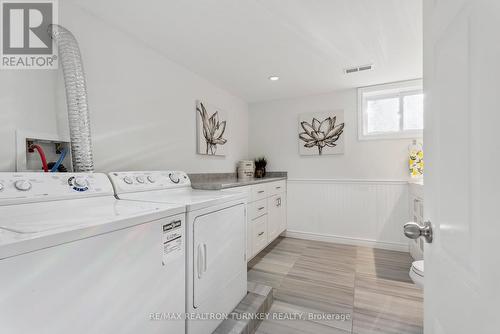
[251, 215, 268, 255]
[267, 180, 286, 196]
[249, 199, 267, 220]
[251, 184, 268, 201]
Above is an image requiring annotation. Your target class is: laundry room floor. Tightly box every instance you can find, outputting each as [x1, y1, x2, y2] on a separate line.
[248, 237, 423, 334]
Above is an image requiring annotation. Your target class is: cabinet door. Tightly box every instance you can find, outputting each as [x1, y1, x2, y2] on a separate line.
[267, 195, 283, 241]
[278, 195, 287, 234]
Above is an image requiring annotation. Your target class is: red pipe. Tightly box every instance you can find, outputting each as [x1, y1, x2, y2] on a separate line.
[29, 144, 49, 172]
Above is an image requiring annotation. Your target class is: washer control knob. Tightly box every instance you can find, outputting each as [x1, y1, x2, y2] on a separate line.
[15, 180, 32, 191]
[0, 183, 3, 191]
[147, 176, 156, 183]
[74, 177, 88, 188]
[136, 176, 145, 184]
[123, 176, 134, 185]
[169, 173, 180, 184]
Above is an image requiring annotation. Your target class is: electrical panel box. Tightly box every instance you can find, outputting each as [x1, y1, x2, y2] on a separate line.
[16, 131, 73, 172]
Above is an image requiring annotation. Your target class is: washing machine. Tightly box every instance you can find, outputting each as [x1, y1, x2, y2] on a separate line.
[0, 172, 186, 334]
[108, 171, 247, 334]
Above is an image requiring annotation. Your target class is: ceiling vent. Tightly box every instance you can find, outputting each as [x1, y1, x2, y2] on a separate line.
[344, 64, 374, 74]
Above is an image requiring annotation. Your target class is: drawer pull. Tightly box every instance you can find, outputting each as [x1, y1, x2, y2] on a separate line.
[258, 190, 265, 194]
[258, 206, 265, 210]
[276, 186, 281, 189]
[258, 232, 264, 236]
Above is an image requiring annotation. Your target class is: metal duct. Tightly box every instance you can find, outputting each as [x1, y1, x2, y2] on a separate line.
[49, 24, 94, 172]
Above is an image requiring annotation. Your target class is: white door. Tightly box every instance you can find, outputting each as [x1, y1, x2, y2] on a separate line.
[190, 204, 247, 334]
[193, 204, 246, 308]
[424, 0, 500, 333]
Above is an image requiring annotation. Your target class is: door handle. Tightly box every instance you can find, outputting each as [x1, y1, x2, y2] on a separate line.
[203, 243, 207, 274]
[404, 221, 433, 243]
[197, 244, 204, 279]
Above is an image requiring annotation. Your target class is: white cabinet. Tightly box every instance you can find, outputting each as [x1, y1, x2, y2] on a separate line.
[267, 194, 286, 241]
[224, 180, 287, 261]
[244, 180, 287, 261]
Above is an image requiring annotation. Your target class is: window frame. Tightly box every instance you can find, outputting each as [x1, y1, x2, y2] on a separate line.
[357, 79, 423, 141]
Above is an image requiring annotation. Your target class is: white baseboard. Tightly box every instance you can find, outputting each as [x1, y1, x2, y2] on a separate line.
[283, 230, 409, 252]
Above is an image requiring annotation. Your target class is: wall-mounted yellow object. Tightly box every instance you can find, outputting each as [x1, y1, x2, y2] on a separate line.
[409, 140, 424, 178]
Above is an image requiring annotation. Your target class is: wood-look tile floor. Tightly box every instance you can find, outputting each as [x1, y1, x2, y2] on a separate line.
[248, 237, 423, 334]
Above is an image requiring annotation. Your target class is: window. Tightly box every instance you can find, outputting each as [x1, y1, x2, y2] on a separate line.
[358, 79, 423, 140]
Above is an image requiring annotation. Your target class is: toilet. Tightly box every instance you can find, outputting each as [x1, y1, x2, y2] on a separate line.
[409, 260, 424, 288]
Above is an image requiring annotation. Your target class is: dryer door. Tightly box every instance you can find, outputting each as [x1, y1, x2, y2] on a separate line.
[193, 204, 246, 312]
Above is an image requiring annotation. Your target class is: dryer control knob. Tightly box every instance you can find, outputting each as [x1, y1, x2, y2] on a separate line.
[136, 176, 145, 184]
[147, 176, 156, 183]
[0, 183, 3, 191]
[123, 176, 134, 185]
[15, 180, 32, 191]
[169, 173, 180, 184]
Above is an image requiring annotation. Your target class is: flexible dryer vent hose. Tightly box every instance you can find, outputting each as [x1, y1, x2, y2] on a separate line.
[49, 24, 94, 172]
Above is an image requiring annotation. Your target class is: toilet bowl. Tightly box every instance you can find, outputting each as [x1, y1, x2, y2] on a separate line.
[409, 260, 424, 288]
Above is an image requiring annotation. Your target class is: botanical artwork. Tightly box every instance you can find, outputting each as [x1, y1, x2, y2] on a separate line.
[196, 101, 227, 156]
[298, 111, 345, 155]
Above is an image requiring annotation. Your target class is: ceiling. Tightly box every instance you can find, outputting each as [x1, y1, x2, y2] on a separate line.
[70, 0, 422, 103]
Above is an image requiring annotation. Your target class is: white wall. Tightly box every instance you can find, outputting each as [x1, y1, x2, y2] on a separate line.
[0, 1, 248, 173]
[249, 89, 412, 180]
[0, 72, 58, 171]
[249, 90, 413, 249]
[284, 180, 409, 250]
[55, 2, 248, 173]
[0, 2, 409, 249]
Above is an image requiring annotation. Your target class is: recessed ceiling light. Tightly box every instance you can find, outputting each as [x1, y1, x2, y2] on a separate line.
[268, 76, 280, 81]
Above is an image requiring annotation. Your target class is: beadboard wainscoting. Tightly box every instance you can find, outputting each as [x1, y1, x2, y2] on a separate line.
[284, 179, 409, 251]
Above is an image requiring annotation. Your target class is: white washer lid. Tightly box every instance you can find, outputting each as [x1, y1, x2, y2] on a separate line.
[412, 260, 424, 276]
[0, 197, 185, 259]
[0, 197, 183, 234]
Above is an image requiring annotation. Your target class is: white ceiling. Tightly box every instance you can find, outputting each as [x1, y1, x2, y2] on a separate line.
[70, 0, 422, 103]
